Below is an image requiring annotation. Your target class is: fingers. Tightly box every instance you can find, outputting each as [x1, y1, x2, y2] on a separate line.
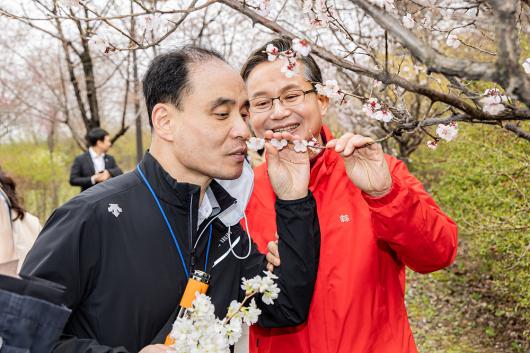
[267, 240, 280, 259]
[264, 130, 301, 142]
[326, 134, 375, 157]
[266, 239, 281, 270]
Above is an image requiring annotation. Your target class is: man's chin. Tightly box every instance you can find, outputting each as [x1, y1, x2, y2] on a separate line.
[214, 167, 243, 181]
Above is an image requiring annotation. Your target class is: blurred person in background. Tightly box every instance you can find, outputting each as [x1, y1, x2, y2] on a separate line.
[0, 168, 41, 276]
[69, 127, 123, 192]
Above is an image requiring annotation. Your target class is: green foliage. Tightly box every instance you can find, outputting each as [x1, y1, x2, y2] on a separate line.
[407, 123, 530, 351]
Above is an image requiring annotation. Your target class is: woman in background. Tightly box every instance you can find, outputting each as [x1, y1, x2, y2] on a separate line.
[0, 168, 41, 275]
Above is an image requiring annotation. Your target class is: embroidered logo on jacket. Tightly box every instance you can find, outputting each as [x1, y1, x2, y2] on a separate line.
[339, 214, 350, 223]
[108, 203, 122, 218]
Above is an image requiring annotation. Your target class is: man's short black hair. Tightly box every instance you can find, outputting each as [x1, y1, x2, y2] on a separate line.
[142, 46, 225, 126]
[86, 127, 109, 147]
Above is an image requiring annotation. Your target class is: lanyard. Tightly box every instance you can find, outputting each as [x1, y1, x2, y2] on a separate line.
[136, 165, 213, 278]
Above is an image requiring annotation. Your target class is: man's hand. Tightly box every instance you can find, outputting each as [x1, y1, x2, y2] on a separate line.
[326, 133, 392, 197]
[99, 170, 111, 181]
[265, 130, 310, 200]
[139, 344, 173, 353]
[93, 170, 111, 183]
[266, 233, 280, 272]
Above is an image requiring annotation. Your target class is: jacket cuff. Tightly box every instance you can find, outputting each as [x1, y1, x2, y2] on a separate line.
[275, 192, 314, 205]
[362, 177, 402, 208]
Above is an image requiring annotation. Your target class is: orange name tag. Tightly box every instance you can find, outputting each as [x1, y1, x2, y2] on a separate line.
[164, 278, 210, 346]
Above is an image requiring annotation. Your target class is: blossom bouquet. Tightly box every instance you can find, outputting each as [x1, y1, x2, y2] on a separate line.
[166, 271, 280, 353]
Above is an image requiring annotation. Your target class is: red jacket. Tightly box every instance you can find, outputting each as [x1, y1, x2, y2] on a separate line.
[244, 125, 458, 353]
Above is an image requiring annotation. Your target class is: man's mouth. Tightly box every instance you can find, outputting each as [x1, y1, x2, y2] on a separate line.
[272, 123, 300, 134]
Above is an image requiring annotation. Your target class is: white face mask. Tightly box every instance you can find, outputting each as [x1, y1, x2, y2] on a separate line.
[215, 159, 254, 226]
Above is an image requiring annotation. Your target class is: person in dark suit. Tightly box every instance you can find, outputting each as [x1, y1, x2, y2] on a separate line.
[69, 128, 123, 192]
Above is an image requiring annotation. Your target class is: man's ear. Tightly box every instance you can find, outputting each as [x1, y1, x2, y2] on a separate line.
[151, 103, 174, 142]
[317, 94, 329, 116]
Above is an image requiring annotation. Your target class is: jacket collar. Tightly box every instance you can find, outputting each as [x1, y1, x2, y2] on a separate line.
[137, 152, 237, 213]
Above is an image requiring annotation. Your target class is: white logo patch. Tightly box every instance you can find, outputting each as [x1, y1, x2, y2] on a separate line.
[108, 203, 122, 218]
[339, 214, 350, 223]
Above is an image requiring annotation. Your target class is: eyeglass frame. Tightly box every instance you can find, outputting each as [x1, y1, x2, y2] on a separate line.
[248, 89, 317, 113]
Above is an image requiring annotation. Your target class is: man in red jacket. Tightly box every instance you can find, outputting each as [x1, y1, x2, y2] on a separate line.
[240, 37, 458, 353]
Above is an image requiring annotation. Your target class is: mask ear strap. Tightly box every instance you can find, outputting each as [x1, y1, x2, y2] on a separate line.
[227, 213, 252, 260]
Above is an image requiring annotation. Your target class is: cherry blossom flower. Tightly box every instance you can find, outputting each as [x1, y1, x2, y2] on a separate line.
[523, 58, 530, 74]
[241, 298, 261, 325]
[480, 88, 507, 115]
[436, 122, 458, 141]
[270, 138, 289, 150]
[402, 13, 415, 29]
[362, 97, 381, 113]
[293, 140, 308, 152]
[315, 80, 343, 100]
[426, 140, 438, 150]
[362, 97, 393, 122]
[246, 137, 265, 151]
[372, 109, 393, 123]
[226, 317, 242, 345]
[266, 44, 279, 61]
[280, 61, 297, 78]
[292, 38, 311, 56]
[446, 34, 460, 48]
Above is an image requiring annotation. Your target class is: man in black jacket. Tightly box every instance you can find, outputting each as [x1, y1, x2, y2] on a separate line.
[21, 46, 320, 353]
[69, 128, 123, 192]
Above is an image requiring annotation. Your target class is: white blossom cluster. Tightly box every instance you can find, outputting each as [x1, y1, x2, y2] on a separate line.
[246, 137, 320, 153]
[436, 122, 458, 141]
[315, 80, 343, 100]
[168, 271, 279, 353]
[480, 88, 508, 116]
[266, 38, 311, 78]
[362, 98, 393, 123]
[241, 271, 280, 305]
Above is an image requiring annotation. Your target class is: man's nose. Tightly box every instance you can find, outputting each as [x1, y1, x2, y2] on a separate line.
[233, 116, 251, 140]
[270, 98, 290, 120]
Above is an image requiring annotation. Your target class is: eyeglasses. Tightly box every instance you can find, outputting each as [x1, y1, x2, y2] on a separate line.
[249, 89, 316, 113]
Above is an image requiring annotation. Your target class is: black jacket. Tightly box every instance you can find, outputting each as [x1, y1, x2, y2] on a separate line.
[21, 153, 320, 353]
[69, 151, 123, 191]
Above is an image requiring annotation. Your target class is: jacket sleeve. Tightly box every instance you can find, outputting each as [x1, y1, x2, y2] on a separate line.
[240, 193, 320, 328]
[107, 156, 123, 177]
[20, 201, 128, 353]
[362, 156, 458, 273]
[69, 156, 93, 188]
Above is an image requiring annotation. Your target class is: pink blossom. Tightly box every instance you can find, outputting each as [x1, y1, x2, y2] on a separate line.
[436, 123, 458, 141]
[266, 44, 279, 61]
[292, 38, 311, 57]
[426, 140, 438, 150]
